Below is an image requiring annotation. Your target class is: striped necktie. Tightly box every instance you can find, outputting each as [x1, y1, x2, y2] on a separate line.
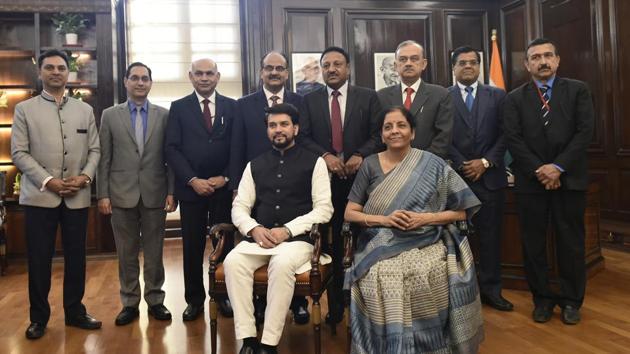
[540, 85, 550, 126]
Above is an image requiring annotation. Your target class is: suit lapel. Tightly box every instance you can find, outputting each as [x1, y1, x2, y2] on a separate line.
[144, 102, 158, 146]
[451, 86, 472, 129]
[410, 81, 429, 116]
[213, 93, 224, 132]
[343, 85, 359, 130]
[475, 84, 489, 131]
[389, 84, 403, 106]
[186, 92, 208, 132]
[117, 102, 137, 145]
[318, 87, 332, 134]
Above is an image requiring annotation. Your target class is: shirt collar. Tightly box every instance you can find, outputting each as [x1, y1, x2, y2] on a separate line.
[127, 99, 149, 112]
[41, 89, 68, 106]
[401, 78, 422, 96]
[534, 76, 556, 89]
[263, 86, 284, 101]
[195, 90, 216, 104]
[456, 81, 479, 92]
[326, 80, 349, 98]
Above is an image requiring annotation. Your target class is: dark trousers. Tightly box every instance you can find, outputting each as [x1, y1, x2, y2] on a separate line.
[25, 202, 88, 325]
[180, 188, 232, 306]
[325, 175, 354, 317]
[515, 190, 586, 308]
[469, 183, 505, 297]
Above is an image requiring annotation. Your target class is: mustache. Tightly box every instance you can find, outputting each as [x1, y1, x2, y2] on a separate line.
[268, 75, 282, 80]
[538, 64, 551, 70]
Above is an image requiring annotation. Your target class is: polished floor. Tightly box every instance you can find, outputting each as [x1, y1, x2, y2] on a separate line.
[0, 239, 629, 353]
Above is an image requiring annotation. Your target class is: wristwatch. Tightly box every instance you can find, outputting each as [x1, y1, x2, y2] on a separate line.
[481, 158, 490, 168]
[224, 176, 230, 183]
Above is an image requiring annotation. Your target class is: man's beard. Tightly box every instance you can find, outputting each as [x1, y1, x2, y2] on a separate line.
[272, 135, 294, 149]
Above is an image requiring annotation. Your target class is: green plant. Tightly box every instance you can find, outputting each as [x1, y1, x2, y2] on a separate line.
[68, 56, 80, 72]
[51, 12, 88, 35]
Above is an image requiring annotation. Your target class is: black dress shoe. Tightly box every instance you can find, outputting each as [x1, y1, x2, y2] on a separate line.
[148, 304, 172, 321]
[292, 304, 310, 324]
[239, 337, 258, 354]
[182, 304, 204, 321]
[561, 305, 581, 325]
[254, 297, 266, 326]
[217, 298, 234, 318]
[65, 313, 102, 330]
[115, 307, 139, 326]
[257, 344, 278, 354]
[25, 322, 45, 339]
[532, 303, 555, 323]
[480, 293, 514, 312]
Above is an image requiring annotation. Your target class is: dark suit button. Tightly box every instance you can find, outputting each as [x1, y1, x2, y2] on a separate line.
[64, 151, 68, 155]
[61, 120, 65, 124]
[63, 135, 67, 139]
[275, 205, 280, 210]
[279, 160, 284, 164]
[277, 174, 282, 178]
[276, 189, 280, 193]
[63, 168, 67, 172]
[208, 139, 213, 143]
[136, 149, 139, 153]
[274, 223, 279, 226]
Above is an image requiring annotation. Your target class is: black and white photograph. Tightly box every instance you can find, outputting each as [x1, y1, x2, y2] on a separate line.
[291, 53, 325, 96]
[373, 52, 400, 90]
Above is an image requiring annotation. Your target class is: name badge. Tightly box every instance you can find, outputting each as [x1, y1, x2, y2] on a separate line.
[77, 129, 87, 134]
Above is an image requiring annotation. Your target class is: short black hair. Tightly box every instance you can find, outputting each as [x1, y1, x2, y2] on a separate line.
[526, 38, 558, 56]
[378, 106, 416, 131]
[264, 103, 300, 124]
[260, 51, 289, 69]
[125, 62, 152, 81]
[320, 46, 350, 65]
[451, 46, 481, 66]
[38, 49, 69, 68]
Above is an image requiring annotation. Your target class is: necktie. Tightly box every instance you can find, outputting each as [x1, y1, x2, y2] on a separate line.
[403, 87, 414, 110]
[270, 95, 280, 106]
[540, 85, 550, 126]
[465, 86, 474, 112]
[202, 98, 213, 133]
[331, 90, 343, 154]
[134, 107, 144, 156]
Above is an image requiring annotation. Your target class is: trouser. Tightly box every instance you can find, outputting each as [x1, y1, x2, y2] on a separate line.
[469, 183, 505, 297]
[111, 197, 167, 307]
[180, 188, 232, 306]
[25, 201, 88, 324]
[224, 241, 312, 345]
[515, 190, 587, 308]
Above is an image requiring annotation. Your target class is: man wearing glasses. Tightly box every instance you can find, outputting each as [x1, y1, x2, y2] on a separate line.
[448, 46, 513, 312]
[377, 40, 453, 159]
[229, 51, 309, 324]
[97, 62, 177, 326]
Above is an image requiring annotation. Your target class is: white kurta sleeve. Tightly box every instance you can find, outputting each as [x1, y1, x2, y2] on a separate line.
[231, 163, 260, 236]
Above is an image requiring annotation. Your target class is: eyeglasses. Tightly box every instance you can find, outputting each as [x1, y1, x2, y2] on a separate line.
[263, 65, 287, 73]
[456, 60, 479, 67]
[128, 75, 151, 82]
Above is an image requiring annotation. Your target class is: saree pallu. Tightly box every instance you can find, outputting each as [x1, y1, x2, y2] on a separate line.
[344, 149, 483, 354]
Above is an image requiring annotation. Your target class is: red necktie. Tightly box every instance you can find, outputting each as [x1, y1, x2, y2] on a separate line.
[331, 90, 343, 154]
[404, 87, 414, 110]
[202, 98, 213, 133]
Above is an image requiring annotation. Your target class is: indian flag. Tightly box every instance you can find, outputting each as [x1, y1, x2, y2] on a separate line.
[489, 29, 506, 90]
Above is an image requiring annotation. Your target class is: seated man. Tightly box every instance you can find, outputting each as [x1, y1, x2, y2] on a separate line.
[224, 103, 333, 354]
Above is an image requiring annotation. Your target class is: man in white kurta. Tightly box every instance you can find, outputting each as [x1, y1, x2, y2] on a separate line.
[225, 103, 332, 354]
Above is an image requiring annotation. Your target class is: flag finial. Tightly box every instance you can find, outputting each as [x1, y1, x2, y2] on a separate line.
[491, 29, 497, 41]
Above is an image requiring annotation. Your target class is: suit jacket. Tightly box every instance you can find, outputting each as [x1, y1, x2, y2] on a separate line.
[448, 83, 508, 190]
[11, 93, 100, 209]
[299, 85, 382, 160]
[503, 77, 594, 192]
[378, 81, 453, 159]
[229, 89, 304, 189]
[97, 101, 174, 209]
[165, 91, 236, 202]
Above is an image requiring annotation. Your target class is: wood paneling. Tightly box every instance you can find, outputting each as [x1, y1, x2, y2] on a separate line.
[500, 1, 529, 89]
[445, 11, 488, 84]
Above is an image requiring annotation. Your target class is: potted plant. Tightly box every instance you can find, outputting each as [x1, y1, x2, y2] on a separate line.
[68, 56, 80, 82]
[51, 12, 88, 45]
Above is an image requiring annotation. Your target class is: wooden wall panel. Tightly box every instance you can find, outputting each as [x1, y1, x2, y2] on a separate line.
[612, 0, 630, 157]
[445, 11, 488, 85]
[500, 1, 529, 90]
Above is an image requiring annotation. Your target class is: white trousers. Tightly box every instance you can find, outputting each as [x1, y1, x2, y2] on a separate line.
[223, 240, 312, 345]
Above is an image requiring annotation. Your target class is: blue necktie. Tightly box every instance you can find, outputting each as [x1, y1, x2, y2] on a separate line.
[465, 86, 474, 112]
[540, 85, 550, 126]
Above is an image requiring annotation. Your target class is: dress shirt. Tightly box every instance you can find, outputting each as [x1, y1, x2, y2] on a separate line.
[534, 76, 555, 100]
[128, 100, 148, 142]
[263, 86, 285, 107]
[456, 81, 479, 103]
[400, 78, 422, 103]
[326, 81, 348, 125]
[232, 154, 332, 238]
[195, 90, 216, 125]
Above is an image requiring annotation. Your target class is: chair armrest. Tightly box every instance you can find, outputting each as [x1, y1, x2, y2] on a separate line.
[208, 223, 236, 265]
[342, 222, 354, 270]
[308, 223, 322, 268]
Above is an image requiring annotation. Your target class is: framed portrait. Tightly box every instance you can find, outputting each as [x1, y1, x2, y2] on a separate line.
[291, 53, 325, 96]
[450, 51, 485, 85]
[374, 53, 400, 90]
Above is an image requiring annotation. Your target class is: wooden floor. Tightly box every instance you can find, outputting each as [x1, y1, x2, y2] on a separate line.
[1, 240, 630, 354]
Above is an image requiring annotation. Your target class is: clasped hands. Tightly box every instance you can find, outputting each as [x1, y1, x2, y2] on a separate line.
[249, 226, 291, 248]
[535, 164, 562, 190]
[461, 159, 486, 182]
[323, 154, 362, 179]
[190, 176, 227, 196]
[46, 175, 89, 198]
[380, 210, 432, 231]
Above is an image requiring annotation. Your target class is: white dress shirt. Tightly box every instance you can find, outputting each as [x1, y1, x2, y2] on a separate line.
[456, 81, 479, 103]
[400, 78, 422, 103]
[195, 90, 216, 125]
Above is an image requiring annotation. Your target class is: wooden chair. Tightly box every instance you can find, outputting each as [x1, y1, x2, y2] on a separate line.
[341, 220, 471, 352]
[207, 223, 334, 354]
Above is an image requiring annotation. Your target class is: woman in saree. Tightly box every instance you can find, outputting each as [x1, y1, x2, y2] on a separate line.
[344, 106, 484, 354]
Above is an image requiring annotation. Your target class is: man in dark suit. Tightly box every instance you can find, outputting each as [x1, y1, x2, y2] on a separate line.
[165, 58, 236, 321]
[448, 46, 513, 312]
[299, 46, 382, 324]
[229, 51, 309, 324]
[504, 38, 594, 325]
[378, 40, 453, 159]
